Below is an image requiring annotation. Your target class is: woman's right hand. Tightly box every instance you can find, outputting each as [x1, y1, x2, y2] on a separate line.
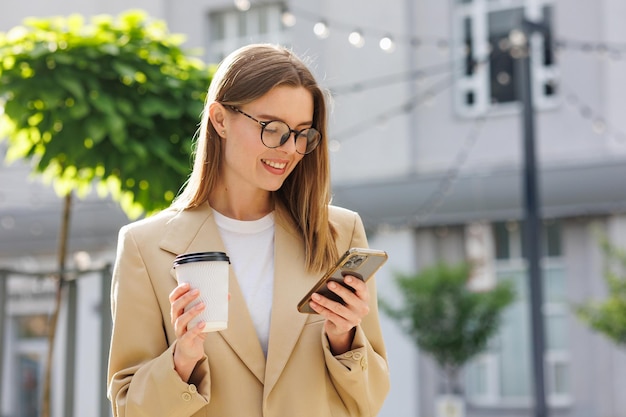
[169, 283, 207, 382]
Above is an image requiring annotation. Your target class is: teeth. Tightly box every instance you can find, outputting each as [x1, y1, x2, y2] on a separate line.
[263, 160, 287, 169]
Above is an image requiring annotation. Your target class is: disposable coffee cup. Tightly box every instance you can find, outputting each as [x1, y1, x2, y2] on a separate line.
[173, 251, 230, 332]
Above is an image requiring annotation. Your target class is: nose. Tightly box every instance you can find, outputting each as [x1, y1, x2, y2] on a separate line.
[278, 131, 299, 153]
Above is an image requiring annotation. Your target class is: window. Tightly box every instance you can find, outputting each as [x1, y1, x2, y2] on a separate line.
[18, 353, 41, 417]
[465, 220, 571, 407]
[207, 3, 289, 64]
[452, 0, 558, 117]
[5, 275, 55, 417]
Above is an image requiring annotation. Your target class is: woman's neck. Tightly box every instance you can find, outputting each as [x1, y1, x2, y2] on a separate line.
[208, 187, 273, 221]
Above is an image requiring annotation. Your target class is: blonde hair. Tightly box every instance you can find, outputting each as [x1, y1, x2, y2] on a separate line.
[173, 44, 337, 272]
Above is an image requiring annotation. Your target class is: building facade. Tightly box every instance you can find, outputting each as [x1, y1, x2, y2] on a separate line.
[1, 1, 626, 417]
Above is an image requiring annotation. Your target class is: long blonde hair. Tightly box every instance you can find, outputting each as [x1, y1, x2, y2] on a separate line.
[173, 44, 337, 272]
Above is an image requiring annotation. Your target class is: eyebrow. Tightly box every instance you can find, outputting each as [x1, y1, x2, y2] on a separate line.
[255, 113, 313, 128]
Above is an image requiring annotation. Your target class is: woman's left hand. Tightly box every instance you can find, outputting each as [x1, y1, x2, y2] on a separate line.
[309, 275, 370, 355]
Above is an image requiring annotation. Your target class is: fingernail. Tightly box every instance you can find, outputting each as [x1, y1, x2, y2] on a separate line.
[312, 293, 320, 301]
[345, 276, 352, 284]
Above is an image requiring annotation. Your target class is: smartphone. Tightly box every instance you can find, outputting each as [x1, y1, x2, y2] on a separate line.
[297, 248, 388, 314]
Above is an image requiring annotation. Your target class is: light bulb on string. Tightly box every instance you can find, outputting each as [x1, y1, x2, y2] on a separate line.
[592, 118, 607, 135]
[379, 35, 395, 53]
[328, 139, 341, 152]
[348, 30, 365, 48]
[313, 21, 330, 39]
[234, 0, 250, 11]
[281, 9, 296, 27]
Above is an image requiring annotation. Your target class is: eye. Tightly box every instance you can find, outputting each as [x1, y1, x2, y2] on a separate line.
[264, 125, 281, 134]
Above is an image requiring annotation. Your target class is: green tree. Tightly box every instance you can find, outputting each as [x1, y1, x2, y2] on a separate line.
[576, 237, 626, 346]
[0, 10, 211, 217]
[380, 262, 515, 394]
[0, 10, 212, 417]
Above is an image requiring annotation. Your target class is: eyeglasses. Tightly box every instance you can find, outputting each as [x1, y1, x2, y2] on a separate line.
[227, 105, 321, 155]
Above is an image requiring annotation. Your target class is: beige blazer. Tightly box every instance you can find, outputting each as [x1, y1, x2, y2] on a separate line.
[108, 202, 390, 417]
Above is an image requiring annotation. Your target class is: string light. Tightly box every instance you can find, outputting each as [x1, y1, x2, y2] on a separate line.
[348, 30, 365, 48]
[281, 9, 297, 27]
[233, 0, 250, 12]
[556, 39, 626, 60]
[264, 6, 626, 60]
[328, 139, 341, 153]
[289, 5, 450, 52]
[231, 5, 626, 62]
[563, 88, 626, 146]
[313, 21, 330, 39]
[379, 35, 395, 53]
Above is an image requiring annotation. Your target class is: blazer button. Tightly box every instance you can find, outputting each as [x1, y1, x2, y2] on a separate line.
[188, 384, 197, 394]
[360, 357, 368, 370]
[182, 392, 192, 402]
[352, 352, 363, 360]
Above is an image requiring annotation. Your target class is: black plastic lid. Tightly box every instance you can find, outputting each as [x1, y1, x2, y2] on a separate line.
[173, 251, 230, 266]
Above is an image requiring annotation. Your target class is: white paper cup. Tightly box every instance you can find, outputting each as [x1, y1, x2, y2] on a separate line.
[173, 252, 230, 332]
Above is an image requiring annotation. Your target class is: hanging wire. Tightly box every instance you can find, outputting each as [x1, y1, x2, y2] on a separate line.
[326, 59, 457, 96]
[329, 51, 494, 144]
[561, 85, 626, 144]
[409, 114, 488, 227]
[288, 5, 449, 50]
[330, 72, 455, 145]
[555, 39, 626, 60]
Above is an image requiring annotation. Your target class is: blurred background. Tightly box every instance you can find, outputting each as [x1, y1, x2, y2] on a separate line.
[1, 1, 626, 417]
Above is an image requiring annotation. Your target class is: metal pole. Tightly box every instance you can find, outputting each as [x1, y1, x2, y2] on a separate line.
[64, 278, 78, 417]
[405, 0, 419, 174]
[0, 271, 7, 415]
[513, 21, 548, 417]
[100, 265, 113, 417]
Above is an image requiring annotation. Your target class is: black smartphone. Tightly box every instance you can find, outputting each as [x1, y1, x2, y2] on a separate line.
[297, 247, 388, 314]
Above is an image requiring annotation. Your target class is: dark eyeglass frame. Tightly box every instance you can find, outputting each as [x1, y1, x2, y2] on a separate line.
[227, 105, 321, 155]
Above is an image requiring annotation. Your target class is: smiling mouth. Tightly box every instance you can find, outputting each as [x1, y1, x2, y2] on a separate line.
[262, 159, 287, 170]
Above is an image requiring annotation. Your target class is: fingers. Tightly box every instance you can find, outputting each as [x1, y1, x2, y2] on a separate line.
[338, 275, 370, 305]
[169, 283, 205, 336]
[309, 276, 370, 331]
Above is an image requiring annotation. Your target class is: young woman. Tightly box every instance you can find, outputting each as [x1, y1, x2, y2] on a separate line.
[107, 44, 390, 417]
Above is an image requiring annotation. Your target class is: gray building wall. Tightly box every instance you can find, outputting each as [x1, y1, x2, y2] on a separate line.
[2, 1, 626, 417]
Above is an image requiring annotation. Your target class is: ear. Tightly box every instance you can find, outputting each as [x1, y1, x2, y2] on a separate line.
[208, 102, 228, 138]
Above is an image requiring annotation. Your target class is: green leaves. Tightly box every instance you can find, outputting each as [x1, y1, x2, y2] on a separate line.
[575, 237, 626, 346]
[380, 262, 516, 369]
[0, 10, 212, 218]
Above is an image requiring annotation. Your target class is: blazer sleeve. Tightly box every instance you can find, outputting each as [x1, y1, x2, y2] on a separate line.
[321, 210, 391, 416]
[107, 224, 211, 417]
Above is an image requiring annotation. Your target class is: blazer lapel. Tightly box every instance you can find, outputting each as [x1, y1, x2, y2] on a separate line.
[161, 203, 266, 383]
[263, 209, 317, 395]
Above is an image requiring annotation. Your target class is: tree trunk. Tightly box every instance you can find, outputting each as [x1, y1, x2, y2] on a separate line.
[443, 365, 462, 395]
[41, 192, 72, 417]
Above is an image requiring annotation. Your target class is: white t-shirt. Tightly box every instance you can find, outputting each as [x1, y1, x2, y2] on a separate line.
[212, 209, 275, 356]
